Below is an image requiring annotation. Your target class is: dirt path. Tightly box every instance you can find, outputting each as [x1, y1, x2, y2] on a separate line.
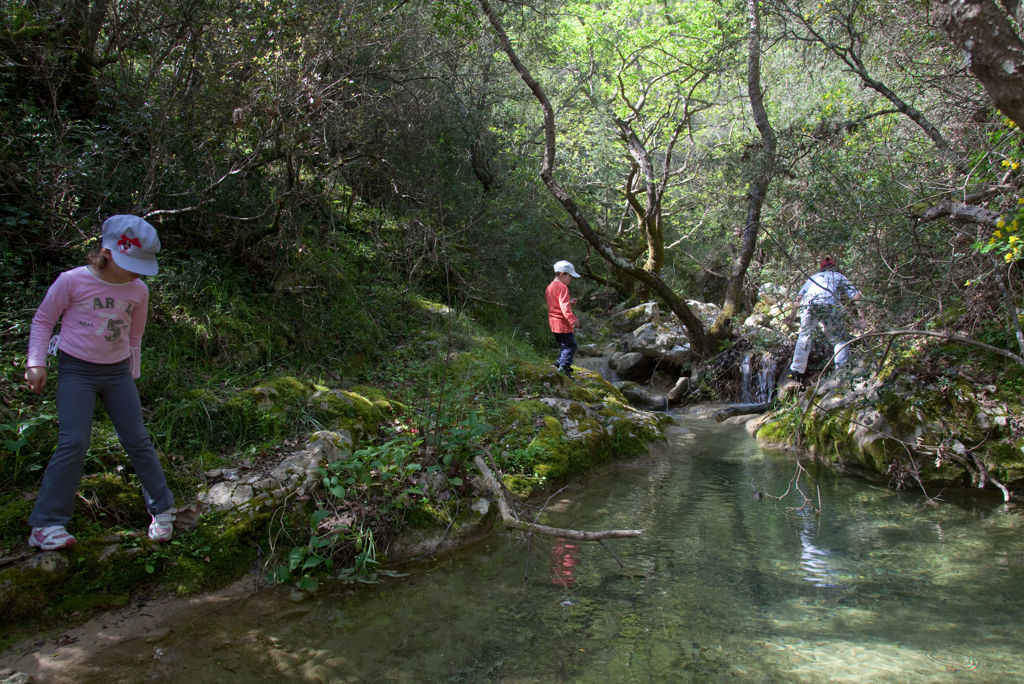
[0, 575, 262, 683]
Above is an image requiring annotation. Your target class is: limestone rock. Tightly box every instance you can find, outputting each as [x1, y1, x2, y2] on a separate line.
[609, 302, 660, 332]
[609, 351, 651, 381]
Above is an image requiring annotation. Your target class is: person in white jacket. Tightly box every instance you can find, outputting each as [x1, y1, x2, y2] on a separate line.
[784, 257, 864, 382]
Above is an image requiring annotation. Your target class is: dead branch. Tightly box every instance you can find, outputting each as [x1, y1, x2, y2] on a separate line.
[834, 329, 1024, 368]
[473, 455, 643, 540]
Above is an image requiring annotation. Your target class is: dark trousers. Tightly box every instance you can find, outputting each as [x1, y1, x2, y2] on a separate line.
[29, 352, 175, 528]
[552, 332, 577, 370]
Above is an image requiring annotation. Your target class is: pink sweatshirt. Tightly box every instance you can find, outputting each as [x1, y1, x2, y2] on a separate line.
[27, 266, 150, 377]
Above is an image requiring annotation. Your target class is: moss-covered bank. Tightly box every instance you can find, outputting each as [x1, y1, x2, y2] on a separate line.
[0, 346, 669, 645]
[755, 342, 1024, 496]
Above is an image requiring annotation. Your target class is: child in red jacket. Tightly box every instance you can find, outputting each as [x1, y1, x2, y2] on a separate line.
[545, 260, 581, 375]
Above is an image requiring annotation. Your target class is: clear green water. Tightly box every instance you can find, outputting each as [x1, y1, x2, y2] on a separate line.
[78, 415, 1024, 682]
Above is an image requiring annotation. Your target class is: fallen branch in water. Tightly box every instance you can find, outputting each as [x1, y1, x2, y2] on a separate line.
[714, 402, 771, 422]
[473, 455, 643, 540]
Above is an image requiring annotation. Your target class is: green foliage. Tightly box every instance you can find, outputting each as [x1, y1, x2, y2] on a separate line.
[0, 406, 55, 486]
[270, 408, 491, 591]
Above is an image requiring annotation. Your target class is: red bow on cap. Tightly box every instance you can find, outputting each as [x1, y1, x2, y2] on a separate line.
[118, 234, 142, 249]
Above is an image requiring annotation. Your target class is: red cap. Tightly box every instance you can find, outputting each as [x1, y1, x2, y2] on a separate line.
[820, 257, 835, 269]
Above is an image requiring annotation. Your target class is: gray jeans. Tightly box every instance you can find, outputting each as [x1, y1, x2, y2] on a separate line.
[28, 352, 175, 528]
[789, 303, 851, 374]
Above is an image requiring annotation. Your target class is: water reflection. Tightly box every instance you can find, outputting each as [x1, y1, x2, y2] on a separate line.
[9, 414, 1024, 682]
[796, 509, 842, 589]
[550, 538, 579, 588]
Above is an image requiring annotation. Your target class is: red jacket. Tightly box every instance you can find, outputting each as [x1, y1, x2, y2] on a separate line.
[545, 279, 578, 333]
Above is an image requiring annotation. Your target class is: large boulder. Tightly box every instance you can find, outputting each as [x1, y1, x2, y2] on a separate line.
[615, 381, 669, 411]
[609, 302, 660, 332]
[628, 321, 694, 368]
[683, 300, 722, 328]
[609, 351, 651, 381]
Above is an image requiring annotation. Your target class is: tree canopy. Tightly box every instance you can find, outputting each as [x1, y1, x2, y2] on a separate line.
[2, 0, 1022, 357]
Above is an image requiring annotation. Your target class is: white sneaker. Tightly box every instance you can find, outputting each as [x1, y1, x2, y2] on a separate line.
[148, 511, 175, 542]
[28, 525, 77, 550]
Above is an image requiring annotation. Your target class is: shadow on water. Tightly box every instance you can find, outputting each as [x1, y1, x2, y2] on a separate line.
[18, 414, 1024, 682]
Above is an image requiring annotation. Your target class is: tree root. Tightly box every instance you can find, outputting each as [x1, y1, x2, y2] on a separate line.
[473, 455, 643, 540]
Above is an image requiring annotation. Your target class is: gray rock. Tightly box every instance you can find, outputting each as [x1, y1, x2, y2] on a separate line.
[628, 322, 694, 367]
[0, 668, 31, 684]
[201, 481, 256, 510]
[615, 381, 669, 410]
[609, 301, 661, 332]
[609, 351, 651, 381]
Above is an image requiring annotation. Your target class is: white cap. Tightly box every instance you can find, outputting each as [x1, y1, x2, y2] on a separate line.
[553, 260, 581, 278]
[101, 215, 160, 276]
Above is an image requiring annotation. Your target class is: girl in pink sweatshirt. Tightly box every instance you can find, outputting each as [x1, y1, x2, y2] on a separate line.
[24, 215, 175, 550]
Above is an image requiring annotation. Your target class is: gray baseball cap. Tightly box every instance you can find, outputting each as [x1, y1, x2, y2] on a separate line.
[553, 260, 581, 278]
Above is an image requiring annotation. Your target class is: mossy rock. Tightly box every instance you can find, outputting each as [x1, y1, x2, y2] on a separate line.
[529, 414, 613, 481]
[754, 418, 788, 447]
[506, 399, 551, 425]
[78, 471, 149, 522]
[307, 388, 389, 439]
[987, 439, 1024, 487]
[232, 376, 310, 412]
[388, 497, 496, 560]
[511, 360, 576, 395]
[162, 509, 270, 595]
[501, 473, 544, 498]
[765, 362, 1022, 494]
[1, 561, 73, 629]
[603, 408, 669, 457]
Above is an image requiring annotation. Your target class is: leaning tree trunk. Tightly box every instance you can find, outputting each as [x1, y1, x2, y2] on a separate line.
[477, 0, 714, 357]
[934, 0, 1024, 129]
[712, 0, 776, 336]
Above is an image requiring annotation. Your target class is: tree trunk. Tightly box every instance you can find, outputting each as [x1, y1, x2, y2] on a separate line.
[934, 0, 1024, 128]
[713, 0, 776, 336]
[993, 256, 1024, 358]
[616, 119, 666, 275]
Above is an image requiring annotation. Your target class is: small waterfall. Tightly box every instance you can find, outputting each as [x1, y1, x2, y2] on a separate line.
[739, 352, 780, 404]
[757, 354, 780, 402]
[740, 352, 754, 403]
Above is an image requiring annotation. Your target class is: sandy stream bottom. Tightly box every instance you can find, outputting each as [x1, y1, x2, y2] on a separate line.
[0, 575, 263, 683]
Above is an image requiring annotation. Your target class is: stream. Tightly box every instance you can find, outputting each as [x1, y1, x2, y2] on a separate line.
[11, 412, 1024, 682]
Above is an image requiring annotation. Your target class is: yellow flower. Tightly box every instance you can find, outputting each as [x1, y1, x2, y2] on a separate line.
[1003, 160, 1012, 167]
[1019, 197, 1024, 204]
[1009, 235, 1020, 244]
[994, 230, 1003, 238]
[997, 219, 1006, 228]
[1006, 252, 1014, 262]
[988, 238, 997, 246]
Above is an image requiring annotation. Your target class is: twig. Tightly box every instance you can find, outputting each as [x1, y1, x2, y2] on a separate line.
[597, 539, 627, 569]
